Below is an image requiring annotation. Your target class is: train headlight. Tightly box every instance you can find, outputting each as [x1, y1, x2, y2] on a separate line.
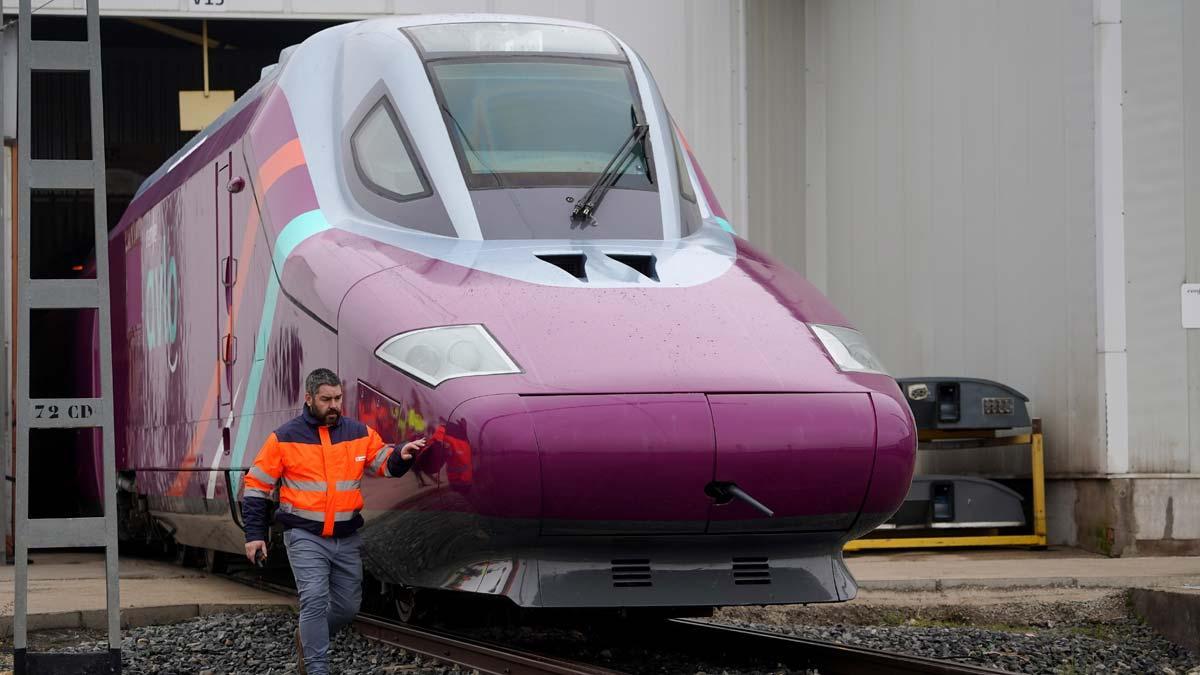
[808, 324, 889, 375]
[375, 325, 521, 387]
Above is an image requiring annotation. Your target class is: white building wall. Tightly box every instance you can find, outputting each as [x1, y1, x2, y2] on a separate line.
[1123, 0, 1200, 475]
[1188, 3, 1200, 477]
[803, 0, 1102, 476]
[745, 0, 804, 272]
[8, 0, 749, 234]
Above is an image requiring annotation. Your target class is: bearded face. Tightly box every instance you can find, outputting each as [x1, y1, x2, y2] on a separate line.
[306, 384, 343, 426]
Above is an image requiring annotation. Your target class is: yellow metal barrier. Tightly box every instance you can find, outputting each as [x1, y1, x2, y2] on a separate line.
[844, 418, 1047, 551]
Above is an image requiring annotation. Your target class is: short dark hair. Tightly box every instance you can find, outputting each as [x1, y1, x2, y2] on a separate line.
[305, 368, 341, 397]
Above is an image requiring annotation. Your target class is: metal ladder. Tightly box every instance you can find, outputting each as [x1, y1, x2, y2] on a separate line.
[13, 0, 121, 672]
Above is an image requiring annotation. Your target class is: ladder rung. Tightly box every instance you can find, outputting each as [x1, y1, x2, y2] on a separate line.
[27, 398, 104, 429]
[30, 159, 96, 190]
[25, 517, 109, 549]
[30, 40, 91, 72]
[27, 279, 99, 309]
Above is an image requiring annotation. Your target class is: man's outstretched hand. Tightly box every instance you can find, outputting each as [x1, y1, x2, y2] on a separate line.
[399, 438, 427, 461]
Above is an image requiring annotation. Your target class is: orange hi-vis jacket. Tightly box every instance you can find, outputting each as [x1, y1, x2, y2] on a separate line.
[241, 406, 414, 541]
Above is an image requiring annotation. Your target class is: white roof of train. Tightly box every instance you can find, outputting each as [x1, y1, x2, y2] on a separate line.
[145, 15, 737, 288]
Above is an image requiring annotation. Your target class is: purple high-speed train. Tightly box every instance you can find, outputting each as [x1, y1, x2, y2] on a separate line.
[102, 15, 916, 612]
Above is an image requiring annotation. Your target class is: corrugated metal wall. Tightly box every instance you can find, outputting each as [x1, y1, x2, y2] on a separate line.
[745, 0, 804, 272]
[1188, 2, 1200, 477]
[803, 0, 1102, 475]
[1124, 0, 1200, 474]
[5, 0, 749, 234]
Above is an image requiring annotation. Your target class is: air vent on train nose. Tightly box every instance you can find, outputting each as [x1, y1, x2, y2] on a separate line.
[611, 558, 652, 588]
[536, 253, 587, 280]
[732, 557, 771, 585]
[607, 253, 658, 281]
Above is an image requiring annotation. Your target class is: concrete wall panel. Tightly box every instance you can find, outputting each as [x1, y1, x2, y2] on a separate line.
[1046, 479, 1079, 546]
[1132, 479, 1200, 541]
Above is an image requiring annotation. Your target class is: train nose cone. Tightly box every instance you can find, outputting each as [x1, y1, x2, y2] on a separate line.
[521, 392, 879, 535]
[705, 393, 877, 532]
[524, 394, 716, 535]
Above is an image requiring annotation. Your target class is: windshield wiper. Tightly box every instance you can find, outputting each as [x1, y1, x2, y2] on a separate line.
[571, 123, 648, 222]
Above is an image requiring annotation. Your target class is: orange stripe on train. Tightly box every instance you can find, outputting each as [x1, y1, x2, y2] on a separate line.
[257, 137, 307, 194]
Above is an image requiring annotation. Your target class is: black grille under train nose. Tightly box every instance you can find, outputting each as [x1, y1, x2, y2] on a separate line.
[607, 253, 658, 281]
[611, 558, 652, 588]
[536, 253, 588, 280]
[732, 557, 771, 585]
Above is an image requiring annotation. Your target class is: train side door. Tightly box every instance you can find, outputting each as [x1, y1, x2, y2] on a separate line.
[215, 150, 243, 452]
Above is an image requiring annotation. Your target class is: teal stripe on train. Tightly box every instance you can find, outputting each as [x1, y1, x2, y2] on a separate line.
[230, 209, 331, 494]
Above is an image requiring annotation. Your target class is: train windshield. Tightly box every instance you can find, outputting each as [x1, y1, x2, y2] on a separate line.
[427, 59, 653, 191]
[402, 22, 680, 241]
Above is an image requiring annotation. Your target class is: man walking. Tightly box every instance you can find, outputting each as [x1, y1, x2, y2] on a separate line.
[242, 368, 425, 675]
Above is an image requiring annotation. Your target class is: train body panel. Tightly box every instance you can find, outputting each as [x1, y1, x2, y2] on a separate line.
[104, 15, 916, 608]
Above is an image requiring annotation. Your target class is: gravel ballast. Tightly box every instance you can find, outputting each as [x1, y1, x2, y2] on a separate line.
[716, 588, 1200, 674]
[6, 610, 468, 675]
[1, 587, 1196, 674]
[713, 618, 1199, 674]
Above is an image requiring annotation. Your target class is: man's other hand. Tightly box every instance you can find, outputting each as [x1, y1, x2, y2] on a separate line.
[245, 540, 268, 565]
[399, 438, 427, 461]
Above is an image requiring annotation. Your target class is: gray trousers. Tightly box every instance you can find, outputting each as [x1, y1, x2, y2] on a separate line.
[284, 527, 363, 675]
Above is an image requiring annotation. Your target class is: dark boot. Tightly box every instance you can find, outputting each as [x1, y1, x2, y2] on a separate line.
[295, 627, 307, 675]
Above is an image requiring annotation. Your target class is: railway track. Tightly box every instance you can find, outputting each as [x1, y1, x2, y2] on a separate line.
[354, 613, 620, 675]
[352, 612, 1010, 675]
[219, 563, 1006, 674]
[661, 618, 1009, 675]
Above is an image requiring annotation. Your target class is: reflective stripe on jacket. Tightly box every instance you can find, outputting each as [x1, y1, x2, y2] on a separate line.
[241, 406, 412, 541]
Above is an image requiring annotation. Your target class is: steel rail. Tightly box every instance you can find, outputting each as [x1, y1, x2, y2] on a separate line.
[664, 619, 1011, 675]
[354, 614, 623, 675]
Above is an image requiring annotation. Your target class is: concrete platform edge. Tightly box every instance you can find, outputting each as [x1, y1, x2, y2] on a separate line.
[1130, 589, 1200, 656]
[858, 575, 1200, 592]
[0, 603, 295, 638]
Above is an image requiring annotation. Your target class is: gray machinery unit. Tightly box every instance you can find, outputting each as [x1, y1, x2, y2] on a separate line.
[898, 377, 1031, 431]
[886, 475, 1027, 530]
[884, 377, 1033, 531]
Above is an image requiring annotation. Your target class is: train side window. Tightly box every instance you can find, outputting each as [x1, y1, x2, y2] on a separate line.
[673, 132, 696, 204]
[351, 99, 431, 201]
[672, 128, 704, 235]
